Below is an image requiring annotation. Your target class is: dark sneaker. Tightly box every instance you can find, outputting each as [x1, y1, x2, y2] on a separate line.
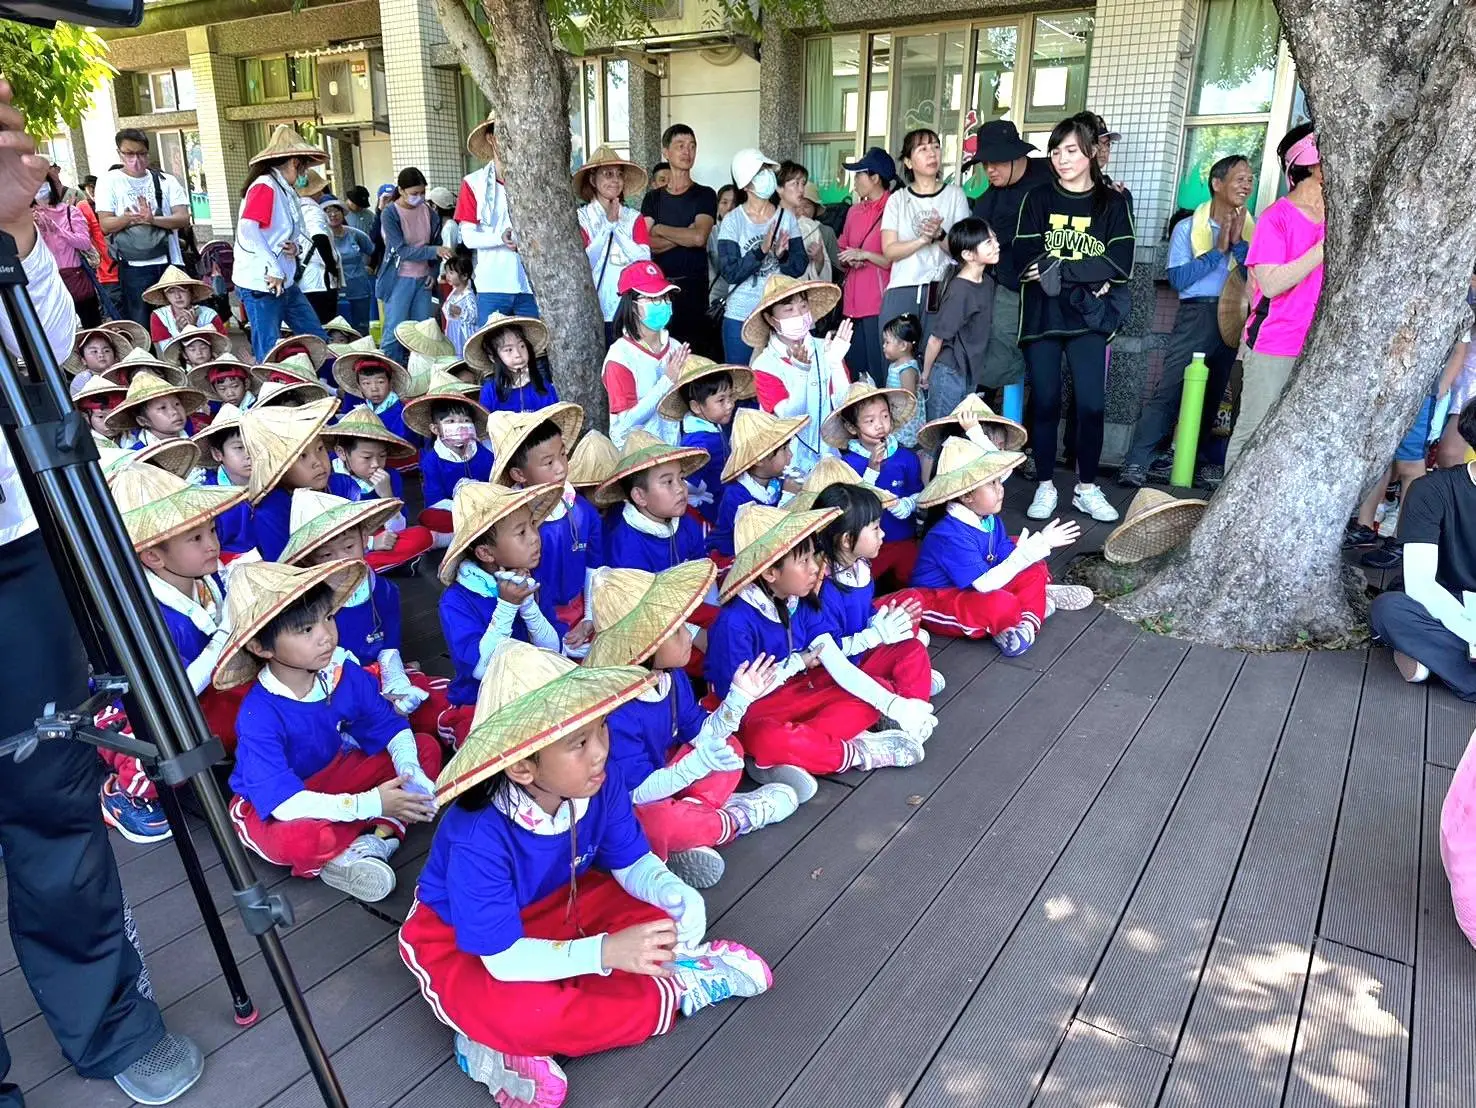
[114, 1033, 204, 1105]
[1195, 463, 1225, 491]
[1146, 456, 1174, 484]
[1117, 464, 1147, 488]
[1361, 543, 1403, 569]
[100, 779, 172, 844]
[1020, 453, 1037, 481]
[1342, 525, 1379, 549]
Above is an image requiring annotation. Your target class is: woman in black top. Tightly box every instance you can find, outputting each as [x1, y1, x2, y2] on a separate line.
[1014, 116, 1136, 524]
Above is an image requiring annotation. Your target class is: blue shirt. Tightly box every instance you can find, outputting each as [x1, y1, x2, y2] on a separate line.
[814, 572, 876, 643]
[840, 445, 923, 544]
[252, 472, 361, 561]
[478, 375, 559, 417]
[606, 671, 707, 791]
[156, 575, 224, 669]
[201, 469, 255, 554]
[912, 511, 1015, 589]
[331, 226, 374, 300]
[1166, 215, 1251, 300]
[708, 480, 772, 557]
[532, 495, 605, 633]
[605, 512, 705, 573]
[415, 768, 649, 956]
[439, 581, 497, 706]
[705, 596, 827, 699]
[419, 444, 494, 508]
[681, 423, 728, 524]
[335, 573, 402, 661]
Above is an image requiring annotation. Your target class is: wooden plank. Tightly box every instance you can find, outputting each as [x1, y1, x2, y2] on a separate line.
[1033, 1022, 1169, 1108]
[1424, 684, 1472, 771]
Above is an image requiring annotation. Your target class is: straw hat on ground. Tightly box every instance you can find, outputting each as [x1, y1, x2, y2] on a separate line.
[250, 125, 328, 168]
[332, 351, 412, 400]
[467, 116, 498, 162]
[787, 455, 898, 513]
[436, 640, 653, 806]
[464, 314, 550, 377]
[109, 464, 245, 553]
[213, 559, 366, 690]
[721, 503, 840, 603]
[240, 397, 339, 505]
[486, 403, 584, 486]
[187, 355, 253, 401]
[322, 406, 415, 460]
[105, 371, 208, 434]
[584, 561, 718, 668]
[163, 326, 230, 367]
[1103, 488, 1208, 565]
[296, 169, 329, 198]
[72, 375, 127, 412]
[592, 430, 710, 508]
[720, 407, 808, 483]
[323, 317, 362, 342]
[917, 394, 1028, 453]
[656, 356, 756, 420]
[100, 319, 151, 352]
[438, 481, 563, 586]
[193, 403, 244, 445]
[573, 145, 648, 201]
[133, 438, 203, 478]
[396, 319, 455, 359]
[740, 275, 842, 350]
[280, 488, 404, 566]
[917, 436, 1026, 510]
[142, 265, 212, 307]
[63, 327, 133, 377]
[402, 373, 491, 441]
[567, 430, 621, 491]
[264, 335, 331, 372]
[109, 347, 189, 388]
[328, 335, 376, 359]
[256, 378, 332, 408]
[821, 380, 917, 450]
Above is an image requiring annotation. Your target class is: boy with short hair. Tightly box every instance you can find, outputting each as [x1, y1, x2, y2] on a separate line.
[333, 350, 414, 442]
[106, 370, 207, 451]
[403, 371, 494, 544]
[194, 404, 257, 560]
[324, 407, 435, 572]
[188, 354, 258, 414]
[597, 431, 710, 573]
[64, 326, 132, 391]
[75, 375, 128, 447]
[239, 398, 361, 560]
[707, 408, 806, 561]
[657, 357, 756, 523]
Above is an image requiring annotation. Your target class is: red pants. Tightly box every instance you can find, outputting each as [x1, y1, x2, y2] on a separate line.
[419, 507, 453, 534]
[365, 526, 434, 573]
[635, 737, 744, 857]
[399, 873, 681, 1057]
[738, 641, 933, 774]
[438, 704, 475, 748]
[915, 562, 1050, 639]
[229, 735, 443, 877]
[96, 685, 248, 802]
[361, 663, 453, 741]
[872, 539, 919, 592]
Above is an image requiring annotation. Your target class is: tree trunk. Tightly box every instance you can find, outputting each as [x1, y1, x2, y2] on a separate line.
[432, 0, 610, 428]
[1115, 0, 1476, 649]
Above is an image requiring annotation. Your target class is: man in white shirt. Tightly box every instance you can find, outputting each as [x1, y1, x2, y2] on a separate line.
[95, 128, 192, 327]
[454, 119, 538, 320]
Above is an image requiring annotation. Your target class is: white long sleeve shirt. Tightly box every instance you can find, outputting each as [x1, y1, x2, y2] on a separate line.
[454, 166, 531, 296]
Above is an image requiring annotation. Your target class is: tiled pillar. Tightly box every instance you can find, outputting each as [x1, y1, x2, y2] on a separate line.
[187, 25, 250, 236]
[380, 0, 464, 189]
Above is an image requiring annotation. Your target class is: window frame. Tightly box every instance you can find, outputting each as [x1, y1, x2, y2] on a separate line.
[240, 53, 318, 107]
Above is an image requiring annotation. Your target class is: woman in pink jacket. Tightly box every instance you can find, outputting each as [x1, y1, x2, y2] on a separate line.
[33, 169, 102, 326]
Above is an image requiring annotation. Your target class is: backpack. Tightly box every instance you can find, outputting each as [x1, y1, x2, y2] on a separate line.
[108, 170, 174, 263]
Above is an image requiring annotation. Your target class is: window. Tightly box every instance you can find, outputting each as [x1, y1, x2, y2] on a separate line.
[241, 55, 316, 105]
[139, 128, 210, 222]
[568, 58, 631, 174]
[459, 73, 492, 178]
[133, 68, 195, 114]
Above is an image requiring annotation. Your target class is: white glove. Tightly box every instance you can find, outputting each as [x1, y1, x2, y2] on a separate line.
[687, 479, 715, 508]
[403, 766, 437, 798]
[869, 605, 915, 646]
[1013, 527, 1053, 564]
[378, 650, 430, 716]
[887, 695, 938, 740]
[657, 876, 708, 950]
[888, 494, 918, 520]
[686, 738, 744, 776]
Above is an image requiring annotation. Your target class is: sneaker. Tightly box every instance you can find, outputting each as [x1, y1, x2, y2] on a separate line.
[847, 729, 926, 771]
[1027, 483, 1058, 520]
[671, 939, 773, 1017]
[1020, 452, 1037, 481]
[114, 1032, 204, 1105]
[320, 835, 397, 902]
[1072, 484, 1120, 522]
[916, 628, 931, 648]
[100, 779, 172, 845]
[1146, 456, 1174, 484]
[1117, 463, 1147, 488]
[1195, 463, 1224, 491]
[1392, 652, 1429, 684]
[929, 668, 947, 696]
[667, 847, 726, 890]
[1378, 502, 1401, 538]
[1046, 583, 1095, 612]
[454, 1033, 568, 1108]
[1361, 543, 1403, 569]
[993, 623, 1036, 658]
[1342, 524, 1380, 549]
[723, 783, 800, 835]
[746, 761, 818, 803]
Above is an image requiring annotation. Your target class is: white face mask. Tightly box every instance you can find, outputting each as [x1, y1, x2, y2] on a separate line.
[748, 169, 778, 200]
[775, 312, 812, 342]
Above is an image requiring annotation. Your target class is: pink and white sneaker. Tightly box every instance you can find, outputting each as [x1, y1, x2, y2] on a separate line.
[671, 939, 774, 1017]
[454, 1033, 568, 1107]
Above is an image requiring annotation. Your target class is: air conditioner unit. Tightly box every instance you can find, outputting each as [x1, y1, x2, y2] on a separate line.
[317, 50, 386, 127]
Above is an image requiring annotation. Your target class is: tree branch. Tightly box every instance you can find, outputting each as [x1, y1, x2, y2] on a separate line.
[432, 0, 501, 106]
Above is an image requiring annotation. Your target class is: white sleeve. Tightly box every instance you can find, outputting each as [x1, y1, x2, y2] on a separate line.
[474, 599, 521, 679]
[609, 374, 676, 444]
[481, 935, 608, 982]
[94, 172, 121, 215]
[518, 597, 562, 652]
[271, 786, 383, 822]
[809, 633, 896, 713]
[385, 730, 425, 776]
[630, 754, 707, 805]
[1404, 542, 1476, 645]
[0, 234, 77, 364]
[970, 532, 1051, 593]
[164, 173, 190, 211]
[184, 629, 231, 696]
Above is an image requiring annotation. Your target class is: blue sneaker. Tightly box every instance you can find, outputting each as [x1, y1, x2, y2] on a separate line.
[101, 778, 172, 844]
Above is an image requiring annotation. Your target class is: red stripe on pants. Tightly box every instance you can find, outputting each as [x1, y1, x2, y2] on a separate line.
[915, 561, 1050, 639]
[438, 704, 476, 749]
[365, 526, 435, 573]
[398, 874, 678, 1057]
[635, 737, 743, 857]
[96, 684, 248, 801]
[871, 538, 919, 592]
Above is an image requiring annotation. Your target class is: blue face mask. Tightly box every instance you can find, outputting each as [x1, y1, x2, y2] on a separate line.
[295, 174, 310, 188]
[640, 299, 673, 332]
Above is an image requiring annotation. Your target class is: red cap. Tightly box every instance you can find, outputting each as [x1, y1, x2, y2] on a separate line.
[617, 260, 678, 298]
[207, 364, 249, 380]
[77, 395, 121, 412]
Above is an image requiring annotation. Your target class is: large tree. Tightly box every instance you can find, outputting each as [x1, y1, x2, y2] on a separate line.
[1115, 0, 1476, 649]
[0, 22, 112, 138]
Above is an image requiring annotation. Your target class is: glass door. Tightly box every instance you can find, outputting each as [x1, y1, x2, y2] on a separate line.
[886, 30, 967, 177]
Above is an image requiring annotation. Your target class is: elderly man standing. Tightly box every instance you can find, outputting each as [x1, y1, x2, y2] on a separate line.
[455, 118, 538, 320]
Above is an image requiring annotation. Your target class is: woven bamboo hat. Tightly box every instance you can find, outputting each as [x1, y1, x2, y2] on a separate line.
[100, 318, 151, 352]
[439, 481, 563, 586]
[787, 455, 898, 513]
[107, 347, 189, 389]
[163, 326, 230, 367]
[720, 407, 808, 483]
[573, 145, 648, 201]
[250, 124, 329, 168]
[187, 354, 253, 400]
[142, 265, 212, 307]
[280, 488, 403, 566]
[328, 334, 376, 358]
[295, 169, 329, 198]
[109, 463, 245, 552]
[721, 503, 840, 603]
[133, 438, 203, 478]
[404, 357, 466, 399]
[567, 430, 621, 491]
[212, 558, 366, 689]
[740, 275, 842, 349]
[402, 373, 491, 441]
[240, 397, 339, 505]
[396, 319, 455, 359]
[656, 356, 756, 420]
[192, 403, 245, 446]
[1217, 268, 1250, 349]
[323, 317, 362, 343]
[592, 430, 710, 507]
[264, 335, 331, 372]
[332, 351, 412, 400]
[487, 403, 584, 486]
[464, 314, 550, 376]
[64, 327, 134, 377]
[467, 115, 498, 162]
[1102, 488, 1208, 565]
[256, 378, 332, 408]
[584, 560, 718, 668]
[436, 640, 653, 806]
[821, 380, 917, 450]
[72, 374, 128, 412]
[916, 436, 1026, 509]
[917, 393, 1028, 453]
[250, 353, 319, 389]
[322, 406, 416, 460]
[106, 371, 208, 433]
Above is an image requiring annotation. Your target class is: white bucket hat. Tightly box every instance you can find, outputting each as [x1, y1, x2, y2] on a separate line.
[731, 147, 779, 190]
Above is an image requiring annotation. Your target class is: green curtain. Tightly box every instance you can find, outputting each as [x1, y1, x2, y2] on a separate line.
[804, 38, 835, 135]
[1192, 0, 1281, 114]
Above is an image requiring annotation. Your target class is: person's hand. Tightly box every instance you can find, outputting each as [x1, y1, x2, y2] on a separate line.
[773, 228, 791, 257]
[377, 774, 437, 822]
[658, 879, 707, 949]
[958, 409, 982, 436]
[1021, 262, 1040, 283]
[564, 619, 595, 648]
[83, 248, 101, 268]
[0, 81, 51, 239]
[281, 241, 299, 259]
[1038, 517, 1081, 549]
[762, 219, 778, 254]
[887, 696, 938, 739]
[664, 342, 691, 384]
[1216, 217, 1232, 254]
[496, 577, 537, 605]
[689, 736, 744, 775]
[867, 442, 888, 470]
[368, 467, 394, 499]
[807, 237, 823, 264]
[447, 303, 461, 319]
[371, 531, 399, 552]
[437, 246, 455, 260]
[838, 248, 863, 267]
[824, 318, 853, 368]
[502, 228, 518, 251]
[918, 213, 942, 241]
[266, 274, 285, 295]
[403, 765, 437, 797]
[869, 604, 915, 646]
[729, 654, 782, 701]
[602, 919, 677, 976]
[781, 476, 804, 494]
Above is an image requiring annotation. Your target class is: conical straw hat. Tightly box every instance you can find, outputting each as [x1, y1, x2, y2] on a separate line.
[396, 318, 454, 358]
[467, 115, 498, 161]
[63, 327, 134, 377]
[249, 124, 329, 167]
[657, 356, 756, 420]
[212, 559, 366, 689]
[322, 406, 416, 459]
[584, 561, 718, 668]
[264, 335, 330, 372]
[720, 503, 840, 603]
[464, 313, 550, 376]
[402, 373, 491, 441]
[296, 168, 329, 198]
[109, 462, 245, 552]
[740, 274, 842, 349]
[332, 351, 412, 400]
[567, 430, 621, 490]
[72, 374, 127, 410]
[486, 403, 584, 486]
[404, 357, 467, 399]
[916, 436, 1025, 509]
[256, 378, 332, 408]
[436, 640, 653, 806]
[240, 397, 340, 505]
[251, 353, 320, 388]
[100, 318, 151, 352]
[107, 347, 188, 388]
[820, 380, 917, 450]
[193, 402, 245, 445]
[323, 317, 362, 341]
[328, 334, 377, 358]
[720, 407, 808, 483]
[438, 481, 563, 586]
[280, 488, 404, 566]
[1103, 488, 1208, 565]
[133, 438, 202, 478]
[162, 325, 230, 367]
[105, 371, 208, 433]
[787, 455, 898, 512]
[573, 145, 648, 201]
[142, 264, 212, 306]
[187, 354, 253, 399]
[592, 430, 709, 507]
[917, 393, 1028, 453]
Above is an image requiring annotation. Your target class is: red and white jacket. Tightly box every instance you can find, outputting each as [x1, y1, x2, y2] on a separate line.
[601, 333, 679, 447]
[577, 200, 650, 321]
[234, 169, 308, 293]
[454, 166, 530, 297]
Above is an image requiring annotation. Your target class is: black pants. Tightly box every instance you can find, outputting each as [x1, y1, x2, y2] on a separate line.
[306, 290, 339, 326]
[0, 534, 164, 1105]
[1125, 298, 1236, 470]
[849, 315, 887, 386]
[668, 274, 713, 357]
[1371, 590, 1476, 701]
[1024, 332, 1109, 484]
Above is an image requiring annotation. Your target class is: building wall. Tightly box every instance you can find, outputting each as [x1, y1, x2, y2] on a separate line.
[663, 49, 759, 192]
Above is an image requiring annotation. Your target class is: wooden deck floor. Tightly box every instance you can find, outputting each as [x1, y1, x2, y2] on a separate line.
[5, 478, 1475, 1107]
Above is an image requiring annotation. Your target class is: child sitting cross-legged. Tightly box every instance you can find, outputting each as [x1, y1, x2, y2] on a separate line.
[194, 404, 257, 561]
[706, 503, 938, 805]
[587, 562, 799, 890]
[707, 408, 807, 564]
[107, 370, 207, 451]
[323, 406, 435, 573]
[911, 436, 1093, 653]
[403, 370, 495, 545]
[656, 356, 756, 524]
[598, 431, 710, 574]
[239, 398, 361, 561]
[187, 354, 258, 416]
[332, 349, 414, 443]
[218, 559, 443, 902]
[399, 639, 773, 1107]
